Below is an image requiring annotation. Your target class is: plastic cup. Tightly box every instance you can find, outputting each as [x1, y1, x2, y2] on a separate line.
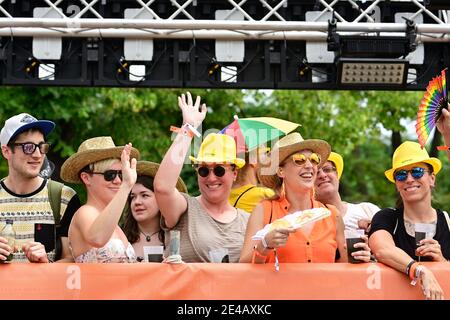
[345, 229, 365, 264]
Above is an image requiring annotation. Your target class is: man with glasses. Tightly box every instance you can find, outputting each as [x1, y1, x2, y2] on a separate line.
[0, 113, 81, 263]
[368, 141, 450, 300]
[315, 151, 380, 233]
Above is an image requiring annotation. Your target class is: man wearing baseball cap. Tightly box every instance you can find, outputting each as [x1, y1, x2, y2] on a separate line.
[0, 113, 81, 263]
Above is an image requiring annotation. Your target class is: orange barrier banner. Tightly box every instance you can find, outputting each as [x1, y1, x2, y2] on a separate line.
[0, 262, 449, 300]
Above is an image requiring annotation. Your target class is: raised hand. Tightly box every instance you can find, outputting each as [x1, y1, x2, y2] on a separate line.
[121, 143, 137, 189]
[178, 92, 207, 128]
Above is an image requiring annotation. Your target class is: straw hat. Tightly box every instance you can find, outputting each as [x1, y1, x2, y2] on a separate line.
[384, 141, 441, 183]
[328, 151, 344, 179]
[61, 136, 140, 184]
[136, 160, 187, 193]
[189, 133, 245, 168]
[258, 132, 331, 189]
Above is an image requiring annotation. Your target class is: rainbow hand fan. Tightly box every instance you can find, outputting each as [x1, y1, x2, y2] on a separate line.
[416, 68, 448, 148]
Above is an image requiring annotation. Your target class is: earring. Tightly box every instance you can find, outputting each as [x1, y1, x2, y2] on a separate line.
[280, 179, 286, 200]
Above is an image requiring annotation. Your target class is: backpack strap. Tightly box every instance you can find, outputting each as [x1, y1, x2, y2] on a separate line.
[47, 179, 64, 227]
[233, 186, 256, 207]
[443, 211, 450, 233]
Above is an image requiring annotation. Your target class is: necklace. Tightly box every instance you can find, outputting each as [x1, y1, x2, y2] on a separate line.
[140, 229, 160, 242]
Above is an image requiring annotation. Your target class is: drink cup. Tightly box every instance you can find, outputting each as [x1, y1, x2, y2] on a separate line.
[143, 245, 164, 263]
[414, 223, 435, 247]
[345, 229, 365, 264]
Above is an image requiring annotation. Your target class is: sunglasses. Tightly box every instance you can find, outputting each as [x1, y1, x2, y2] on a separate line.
[91, 170, 123, 182]
[394, 167, 429, 182]
[195, 165, 233, 178]
[10, 142, 50, 155]
[291, 153, 321, 166]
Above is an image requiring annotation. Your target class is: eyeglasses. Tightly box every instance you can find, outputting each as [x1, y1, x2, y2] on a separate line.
[195, 165, 233, 178]
[319, 166, 337, 174]
[291, 153, 321, 166]
[10, 142, 50, 155]
[91, 170, 122, 182]
[394, 167, 429, 182]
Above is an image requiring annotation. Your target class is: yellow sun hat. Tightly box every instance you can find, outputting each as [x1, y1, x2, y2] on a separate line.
[189, 133, 245, 168]
[328, 152, 344, 179]
[384, 141, 442, 183]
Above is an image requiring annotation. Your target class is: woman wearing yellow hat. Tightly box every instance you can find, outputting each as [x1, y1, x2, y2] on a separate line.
[239, 132, 371, 264]
[154, 92, 249, 263]
[369, 141, 449, 300]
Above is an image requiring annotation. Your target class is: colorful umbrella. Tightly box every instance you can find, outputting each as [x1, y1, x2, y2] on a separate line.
[220, 116, 300, 153]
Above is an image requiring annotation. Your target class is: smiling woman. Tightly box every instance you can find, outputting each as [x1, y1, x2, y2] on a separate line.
[369, 141, 450, 300]
[60, 136, 140, 263]
[154, 92, 249, 263]
[239, 132, 372, 265]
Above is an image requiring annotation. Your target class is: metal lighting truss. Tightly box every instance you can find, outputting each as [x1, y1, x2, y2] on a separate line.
[0, 0, 449, 89]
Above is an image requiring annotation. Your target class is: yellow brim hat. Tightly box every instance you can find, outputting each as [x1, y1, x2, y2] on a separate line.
[384, 141, 442, 183]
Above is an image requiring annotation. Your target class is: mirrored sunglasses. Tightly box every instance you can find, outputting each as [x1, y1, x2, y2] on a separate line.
[91, 170, 123, 182]
[11, 142, 50, 155]
[394, 167, 428, 182]
[291, 153, 321, 166]
[196, 165, 231, 178]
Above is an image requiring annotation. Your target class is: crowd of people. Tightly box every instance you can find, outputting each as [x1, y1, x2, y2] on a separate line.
[0, 92, 449, 300]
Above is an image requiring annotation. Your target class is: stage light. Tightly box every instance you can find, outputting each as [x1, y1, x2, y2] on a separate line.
[337, 58, 408, 86]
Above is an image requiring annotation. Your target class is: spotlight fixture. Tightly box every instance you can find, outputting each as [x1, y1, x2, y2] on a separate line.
[337, 58, 408, 86]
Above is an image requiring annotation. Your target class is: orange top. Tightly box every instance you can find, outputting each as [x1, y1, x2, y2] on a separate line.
[262, 197, 337, 263]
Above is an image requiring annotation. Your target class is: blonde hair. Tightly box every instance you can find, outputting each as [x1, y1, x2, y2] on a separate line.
[85, 158, 120, 173]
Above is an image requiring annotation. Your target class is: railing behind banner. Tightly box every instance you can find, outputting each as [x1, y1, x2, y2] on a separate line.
[0, 262, 449, 300]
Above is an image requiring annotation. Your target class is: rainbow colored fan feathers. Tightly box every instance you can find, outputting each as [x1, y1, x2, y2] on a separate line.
[416, 68, 448, 148]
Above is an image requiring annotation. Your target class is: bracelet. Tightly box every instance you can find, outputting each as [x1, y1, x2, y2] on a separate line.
[261, 236, 273, 250]
[437, 145, 450, 151]
[409, 262, 418, 280]
[405, 259, 415, 276]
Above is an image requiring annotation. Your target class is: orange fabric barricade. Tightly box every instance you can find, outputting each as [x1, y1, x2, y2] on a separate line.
[0, 262, 449, 300]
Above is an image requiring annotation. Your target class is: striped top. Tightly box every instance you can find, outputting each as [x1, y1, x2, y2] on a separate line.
[0, 179, 78, 263]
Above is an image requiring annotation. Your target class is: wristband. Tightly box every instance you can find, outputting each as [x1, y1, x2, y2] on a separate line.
[437, 145, 450, 151]
[184, 123, 201, 138]
[411, 265, 425, 286]
[409, 262, 418, 280]
[261, 236, 273, 250]
[405, 259, 415, 276]
[170, 125, 194, 138]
